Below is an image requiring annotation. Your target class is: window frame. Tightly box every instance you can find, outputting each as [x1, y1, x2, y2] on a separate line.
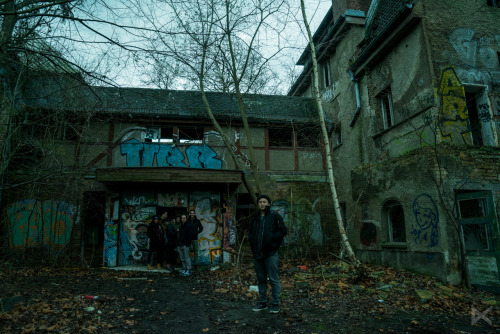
[178, 127, 204, 144]
[268, 127, 294, 148]
[383, 200, 406, 244]
[322, 60, 332, 89]
[379, 89, 394, 130]
[145, 126, 203, 144]
[333, 124, 342, 146]
[296, 126, 320, 148]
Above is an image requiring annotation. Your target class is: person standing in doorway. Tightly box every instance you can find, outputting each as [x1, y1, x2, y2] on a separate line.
[188, 209, 203, 267]
[147, 216, 166, 270]
[164, 215, 180, 273]
[248, 195, 287, 314]
[178, 214, 194, 276]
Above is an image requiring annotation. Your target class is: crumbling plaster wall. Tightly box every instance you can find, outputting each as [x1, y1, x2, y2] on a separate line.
[351, 148, 458, 283]
[418, 0, 500, 89]
[351, 144, 500, 283]
[360, 22, 436, 161]
[321, 25, 365, 232]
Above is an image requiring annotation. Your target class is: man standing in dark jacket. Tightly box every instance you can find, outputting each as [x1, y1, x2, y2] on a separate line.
[248, 195, 287, 314]
[178, 214, 194, 276]
[147, 216, 166, 270]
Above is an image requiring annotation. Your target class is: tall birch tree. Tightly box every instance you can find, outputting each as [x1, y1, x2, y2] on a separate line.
[299, 0, 363, 273]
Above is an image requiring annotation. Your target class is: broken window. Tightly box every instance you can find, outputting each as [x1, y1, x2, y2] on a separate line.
[378, 88, 394, 130]
[457, 196, 490, 251]
[464, 86, 495, 146]
[146, 127, 174, 143]
[178, 127, 203, 144]
[465, 92, 483, 146]
[333, 124, 342, 146]
[144, 128, 159, 143]
[322, 61, 332, 89]
[159, 127, 174, 143]
[383, 200, 406, 243]
[297, 126, 320, 148]
[269, 128, 293, 147]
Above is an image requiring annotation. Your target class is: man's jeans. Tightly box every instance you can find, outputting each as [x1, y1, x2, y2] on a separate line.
[178, 245, 191, 271]
[253, 252, 280, 306]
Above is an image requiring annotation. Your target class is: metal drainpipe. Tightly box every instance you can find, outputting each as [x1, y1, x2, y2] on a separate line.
[349, 70, 361, 127]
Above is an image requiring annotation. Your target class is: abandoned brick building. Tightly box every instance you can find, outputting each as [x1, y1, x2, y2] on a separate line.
[3, 70, 338, 268]
[2, 0, 499, 292]
[289, 0, 500, 291]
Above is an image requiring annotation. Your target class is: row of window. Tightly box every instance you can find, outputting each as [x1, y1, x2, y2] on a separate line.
[145, 126, 330, 148]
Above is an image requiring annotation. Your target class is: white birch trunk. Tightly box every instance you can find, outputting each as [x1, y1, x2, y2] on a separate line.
[300, 1, 361, 269]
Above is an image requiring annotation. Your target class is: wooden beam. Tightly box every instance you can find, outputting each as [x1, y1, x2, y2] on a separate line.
[96, 167, 242, 184]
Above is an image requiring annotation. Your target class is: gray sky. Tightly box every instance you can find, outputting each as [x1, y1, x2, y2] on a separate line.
[56, 0, 332, 93]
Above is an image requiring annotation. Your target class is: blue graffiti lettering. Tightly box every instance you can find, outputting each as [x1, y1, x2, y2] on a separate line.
[186, 144, 222, 169]
[121, 140, 221, 169]
[120, 139, 143, 167]
[143, 143, 160, 167]
[157, 145, 187, 167]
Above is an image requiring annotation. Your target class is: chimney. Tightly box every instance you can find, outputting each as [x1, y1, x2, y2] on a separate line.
[332, 0, 372, 22]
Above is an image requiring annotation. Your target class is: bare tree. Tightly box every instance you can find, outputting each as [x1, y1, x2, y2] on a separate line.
[128, 0, 294, 202]
[0, 0, 162, 262]
[299, 0, 363, 273]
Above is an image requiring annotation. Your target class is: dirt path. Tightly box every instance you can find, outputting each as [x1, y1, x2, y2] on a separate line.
[1, 266, 498, 333]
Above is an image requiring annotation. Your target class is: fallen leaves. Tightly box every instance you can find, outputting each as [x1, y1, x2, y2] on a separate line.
[1, 260, 499, 334]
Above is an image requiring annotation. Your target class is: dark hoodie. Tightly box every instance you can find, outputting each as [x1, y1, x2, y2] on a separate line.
[248, 206, 287, 259]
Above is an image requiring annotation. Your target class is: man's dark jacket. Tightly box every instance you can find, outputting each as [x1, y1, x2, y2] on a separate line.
[248, 207, 287, 258]
[188, 217, 203, 240]
[147, 222, 165, 246]
[178, 222, 194, 247]
[165, 222, 178, 246]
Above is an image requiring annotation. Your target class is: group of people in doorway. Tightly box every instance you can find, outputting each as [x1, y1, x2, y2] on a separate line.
[146, 209, 203, 277]
[146, 194, 288, 314]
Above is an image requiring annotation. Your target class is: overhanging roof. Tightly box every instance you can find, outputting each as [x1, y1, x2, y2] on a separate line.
[22, 81, 319, 125]
[95, 167, 243, 184]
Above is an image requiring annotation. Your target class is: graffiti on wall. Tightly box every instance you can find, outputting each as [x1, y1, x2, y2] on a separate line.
[189, 192, 222, 264]
[222, 201, 236, 252]
[7, 200, 77, 249]
[122, 192, 156, 206]
[272, 199, 324, 246]
[232, 129, 251, 167]
[103, 199, 119, 267]
[411, 193, 439, 248]
[448, 28, 500, 84]
[120, 139, 222, 169]
[104, 220, 118, 266]
[436, 67, 472, 145]
[158, 192, 187, 207]
[119, 204, 156, 265]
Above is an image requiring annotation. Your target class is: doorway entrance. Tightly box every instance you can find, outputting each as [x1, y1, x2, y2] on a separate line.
[457, 190, 500, 292]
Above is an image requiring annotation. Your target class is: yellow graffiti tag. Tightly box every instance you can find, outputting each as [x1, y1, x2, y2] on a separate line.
[436, 66, 472, 145]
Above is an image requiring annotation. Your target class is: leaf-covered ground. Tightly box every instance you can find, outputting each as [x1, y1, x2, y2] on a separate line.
[1, 259, 499, 333]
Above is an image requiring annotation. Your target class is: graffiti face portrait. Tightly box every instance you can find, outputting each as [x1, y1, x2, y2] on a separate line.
[412, 194, 438, 231]
[135, 224, 149, 248]
[411, 193, 439, 248]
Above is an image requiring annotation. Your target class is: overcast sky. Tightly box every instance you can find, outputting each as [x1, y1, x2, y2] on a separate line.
[56, 0, 332, 93]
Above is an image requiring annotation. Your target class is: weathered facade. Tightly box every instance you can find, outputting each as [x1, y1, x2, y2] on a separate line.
[290, 0, 500, 290]
[3, 72, 339, 267]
